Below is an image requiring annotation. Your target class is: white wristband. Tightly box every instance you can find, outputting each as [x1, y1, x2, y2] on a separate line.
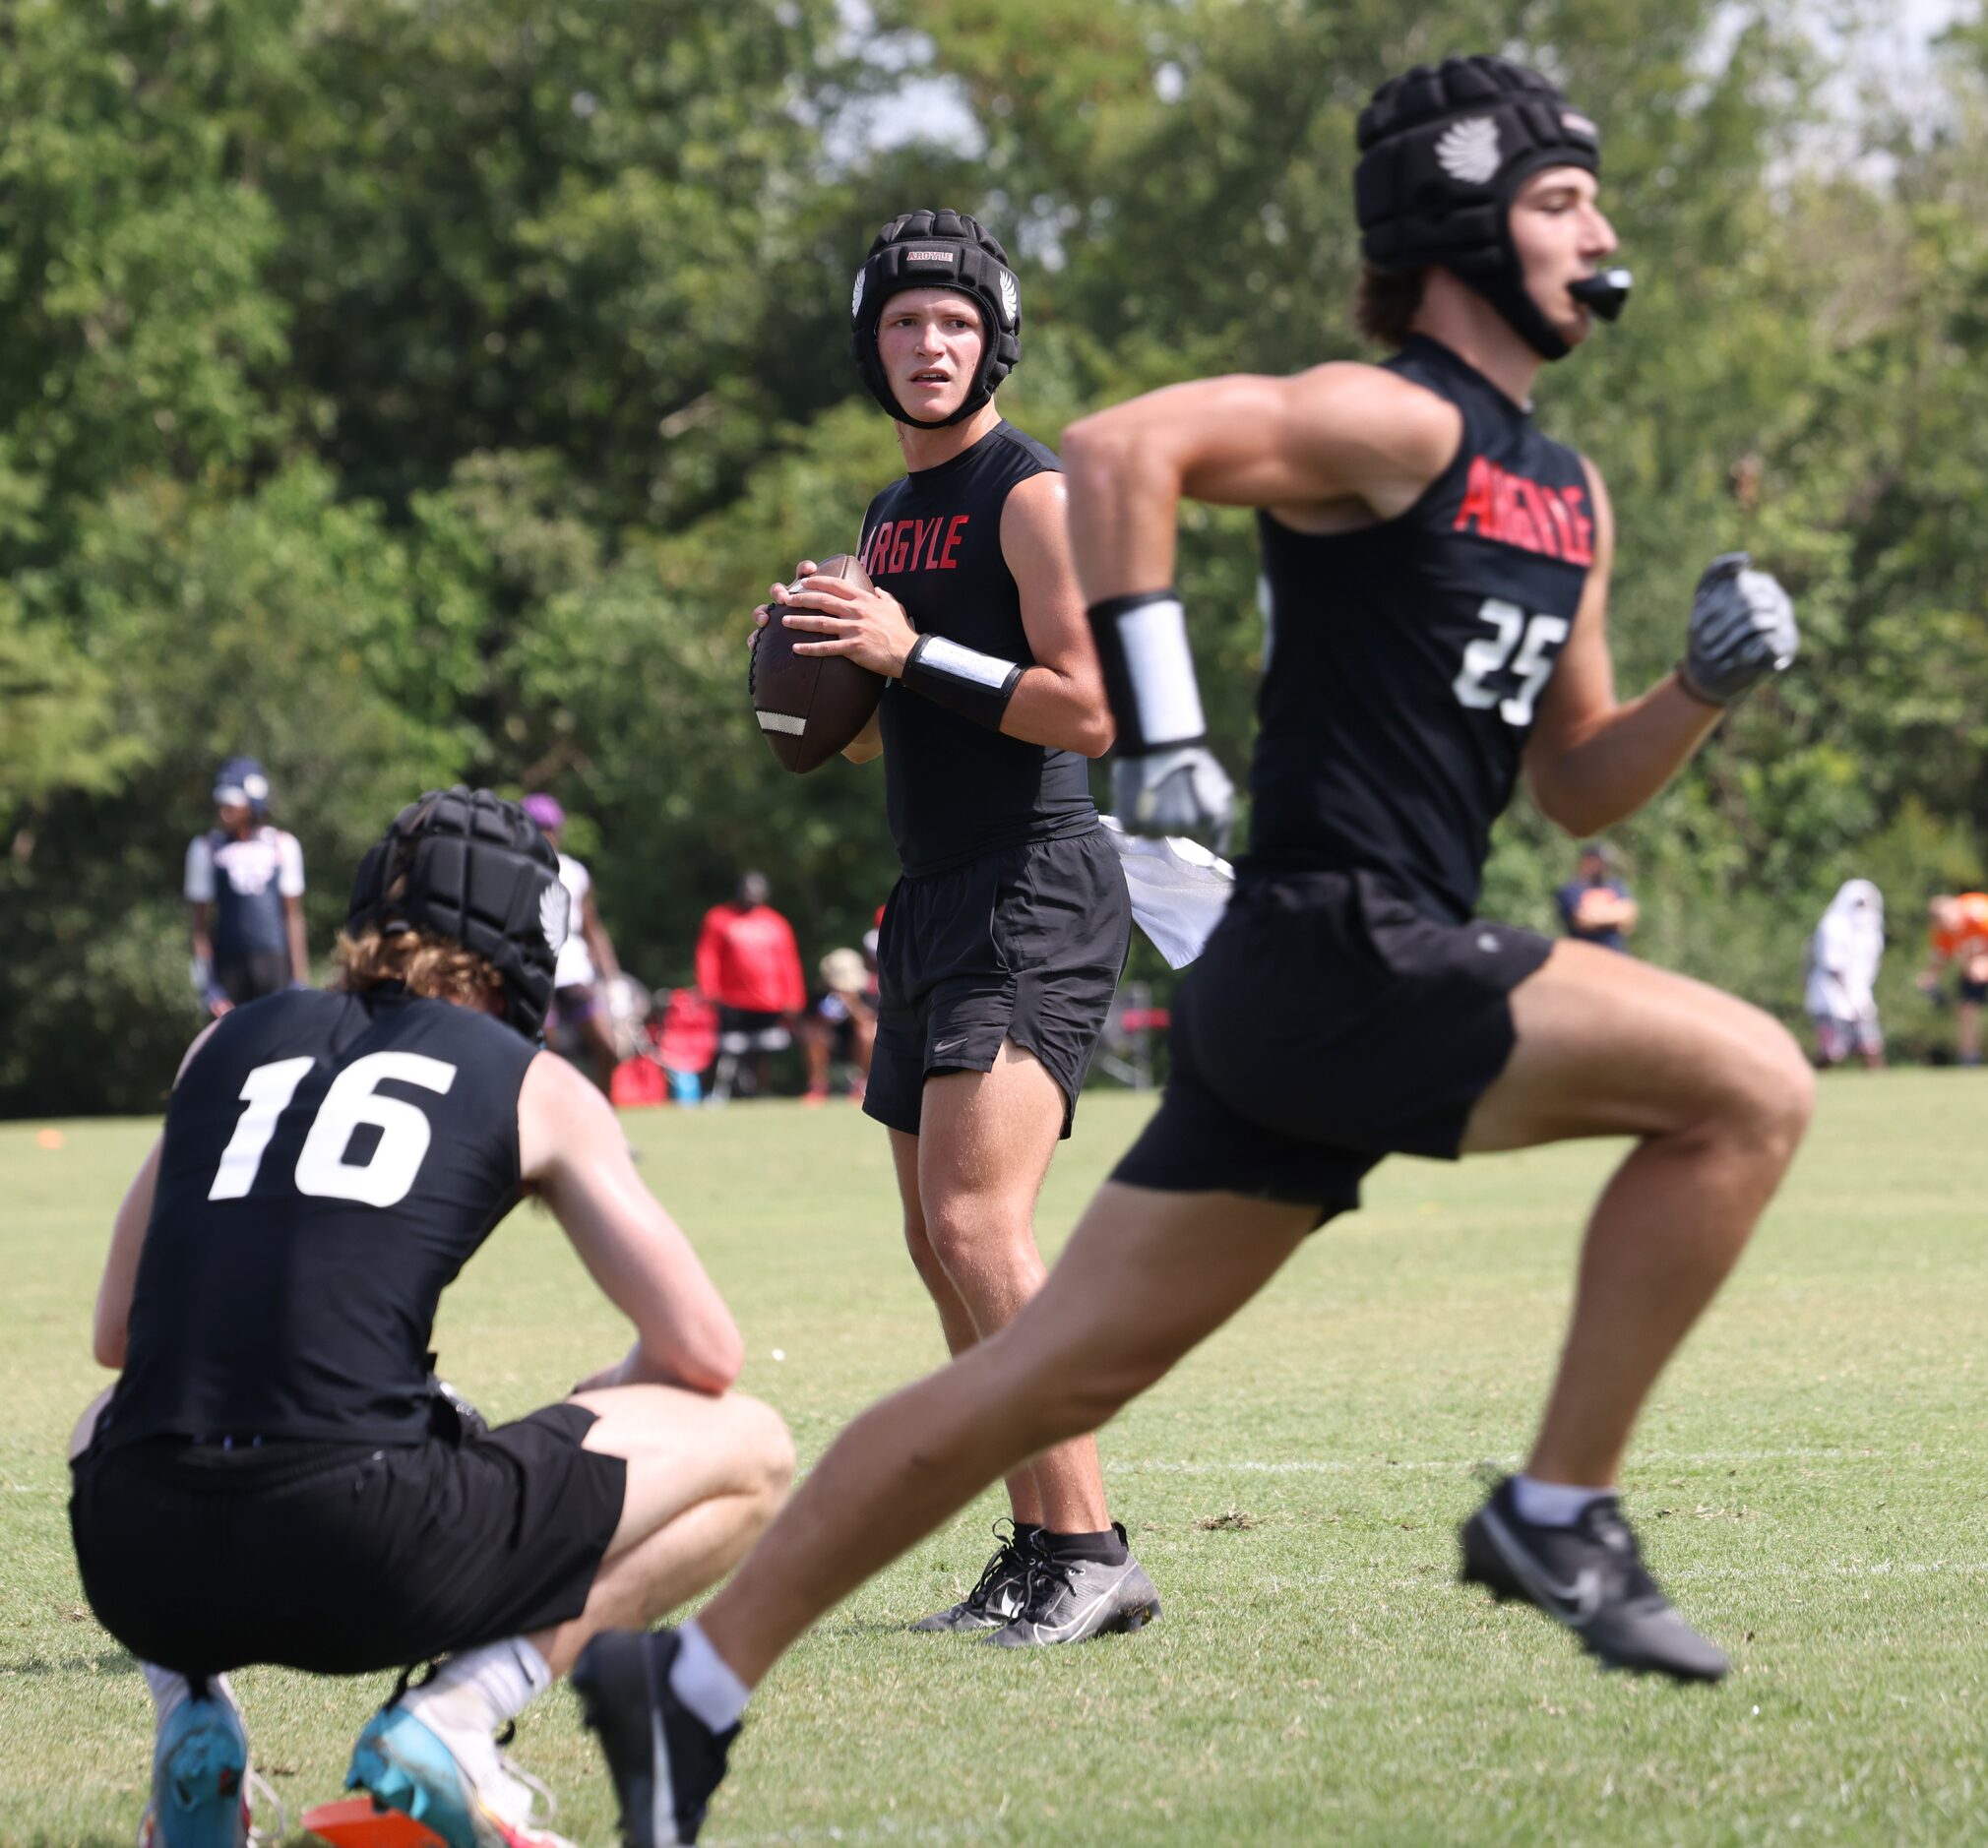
[1116, 596, 1206, 747]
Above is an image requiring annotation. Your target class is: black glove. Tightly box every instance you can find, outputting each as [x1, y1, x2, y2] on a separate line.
[1681, 552, 1798, 705]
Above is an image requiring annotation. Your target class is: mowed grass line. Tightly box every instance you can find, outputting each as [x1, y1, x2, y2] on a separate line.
[1, 1075, 1982, 1845]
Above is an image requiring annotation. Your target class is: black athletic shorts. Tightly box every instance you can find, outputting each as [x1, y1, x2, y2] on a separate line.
[1959, 976, 1988, 1006]
[556, 980, 601, 1023]
[215, 951, 290, 1007]
[865, 827, 1132, 1139]
[1112, 868, 1553, 1220]
[69, 1403, 625, 1677]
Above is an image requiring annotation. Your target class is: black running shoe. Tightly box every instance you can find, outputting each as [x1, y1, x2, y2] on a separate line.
[985, 1524, 1162, 1648]
[1459, 1477, 1729, 1682]
[572, 1629, 736, 1847]
[910, 1519, 1032, 1633]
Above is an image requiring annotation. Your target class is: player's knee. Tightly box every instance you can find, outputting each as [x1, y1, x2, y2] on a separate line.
[1733, 1017, 1816, 1152]
[921, 1201, 1025, 1281]
[902, 1211, 949, 1289]
[729, 1391, 796, 1507]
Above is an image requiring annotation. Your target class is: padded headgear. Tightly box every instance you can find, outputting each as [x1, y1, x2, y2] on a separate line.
[214, 756, 271, 819]
[346, 787, 568, 1042]
[1356, 55, 1616, 360]
[849, 211, 1022, 428]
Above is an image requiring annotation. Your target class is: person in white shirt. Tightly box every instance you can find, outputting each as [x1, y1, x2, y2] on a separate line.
[184, 758, 308, 1016]
[1805, 879, 1886, 1070]
[522, 793, 624, 1089]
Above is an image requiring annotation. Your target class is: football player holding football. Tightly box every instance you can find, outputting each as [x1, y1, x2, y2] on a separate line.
[746, 212, 1155, 1646]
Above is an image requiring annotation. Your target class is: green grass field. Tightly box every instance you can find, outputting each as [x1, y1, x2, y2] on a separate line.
[4, 1076, 1985, 1846]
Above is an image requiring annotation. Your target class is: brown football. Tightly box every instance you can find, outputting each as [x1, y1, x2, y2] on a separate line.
[749, 554, 887, 773]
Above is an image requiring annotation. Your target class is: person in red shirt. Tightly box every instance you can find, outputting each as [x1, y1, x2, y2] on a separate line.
[1918, 892, 1988, 1066]
[695, 873, 806, 1097]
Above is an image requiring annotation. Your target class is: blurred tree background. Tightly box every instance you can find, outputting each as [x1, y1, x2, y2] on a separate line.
[1, 0, 1984, 1113]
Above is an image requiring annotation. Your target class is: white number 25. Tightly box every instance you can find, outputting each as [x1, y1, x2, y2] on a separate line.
[207, 1052, 458, 1208]
[1452, 597, 1569, 727]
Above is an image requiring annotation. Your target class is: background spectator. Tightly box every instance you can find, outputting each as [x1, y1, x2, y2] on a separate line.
[184, 758, 307, 1016]
[1805, 879, 1886, 1070]
[1919, 892, 1988, 1067]
[802, 946, 877, 1105]
[522, 793, 624, 1091]
[696, 872, 805, 1098]
[1557, 842, 1639, 954]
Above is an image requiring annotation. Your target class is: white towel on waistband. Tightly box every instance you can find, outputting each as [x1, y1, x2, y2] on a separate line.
[1099, 816, 1235, 969]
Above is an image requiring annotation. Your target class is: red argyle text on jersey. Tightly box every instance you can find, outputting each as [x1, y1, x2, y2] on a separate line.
[859, 514, 970, 577]
[1453, 456, 1593, 564]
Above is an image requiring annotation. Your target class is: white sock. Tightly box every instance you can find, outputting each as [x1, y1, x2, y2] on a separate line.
[1512, 1474, 1615, 1528]
[142, 1663, 191, 1725]
[143, 1666, 240, 1729]
[668, 1621, 750, 1734]
[401, 1638, 552, 1739]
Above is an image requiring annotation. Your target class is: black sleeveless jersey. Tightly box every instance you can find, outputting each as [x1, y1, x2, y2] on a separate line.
[95, 987, 537, 1451]
[857, 421, 1097, 877]
[1246, 336, 1595, 922]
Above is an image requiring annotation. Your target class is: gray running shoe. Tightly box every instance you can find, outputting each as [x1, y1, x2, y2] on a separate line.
[985, 1524, 1161, 1648]
[1459, 1476, 1728, 1683]
[909, 1520, 1032, 1632]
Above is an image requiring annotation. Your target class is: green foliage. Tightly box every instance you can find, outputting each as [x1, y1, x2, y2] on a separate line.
[2, 0, 1985, 1112]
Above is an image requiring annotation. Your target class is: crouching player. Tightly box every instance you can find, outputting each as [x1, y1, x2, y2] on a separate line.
[69, 788, 793, 1848]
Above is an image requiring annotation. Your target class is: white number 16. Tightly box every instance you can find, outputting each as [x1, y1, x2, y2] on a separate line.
[207, 1052, 458, 1208]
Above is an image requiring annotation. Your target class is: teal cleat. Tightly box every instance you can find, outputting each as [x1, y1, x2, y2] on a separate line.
[345, 1702, 575, 1848]
[140, 1681, 256, 1848]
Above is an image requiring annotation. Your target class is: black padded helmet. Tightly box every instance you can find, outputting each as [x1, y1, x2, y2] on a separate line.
[1355, 55, 1624, 360]
[849, 210, 1022, 428]
[346, 787, 567, 1042]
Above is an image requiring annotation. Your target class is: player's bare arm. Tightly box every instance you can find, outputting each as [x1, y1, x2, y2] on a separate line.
[992, 469, 1112, 756]
[92, 1140, 162, 1373]
[283, 891, 309, 986]
[519, 1047, 743, 1395]
[187, 901, 229, 1016]
[90, 1022, 219, 1371]
[1522, 462, 1715, 832]
[1061, 363, 1462, 595]
[1524, 462, 1796, 832]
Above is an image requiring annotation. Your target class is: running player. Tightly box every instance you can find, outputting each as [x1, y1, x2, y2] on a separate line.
[521, 792, 625, 1091]
[1917, 891, 1988, 1065]
[72, 788, 791, 1848]
[743, 210, 1154, 1644]
[185, 758, 309, 1015]
[576, 61, 1813, 1844]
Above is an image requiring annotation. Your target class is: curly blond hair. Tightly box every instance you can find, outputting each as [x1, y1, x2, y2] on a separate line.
[333, 926, 506, 1012]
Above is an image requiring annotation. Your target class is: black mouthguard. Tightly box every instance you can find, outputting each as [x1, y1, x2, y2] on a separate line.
[1569, 268, 1633, 321]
